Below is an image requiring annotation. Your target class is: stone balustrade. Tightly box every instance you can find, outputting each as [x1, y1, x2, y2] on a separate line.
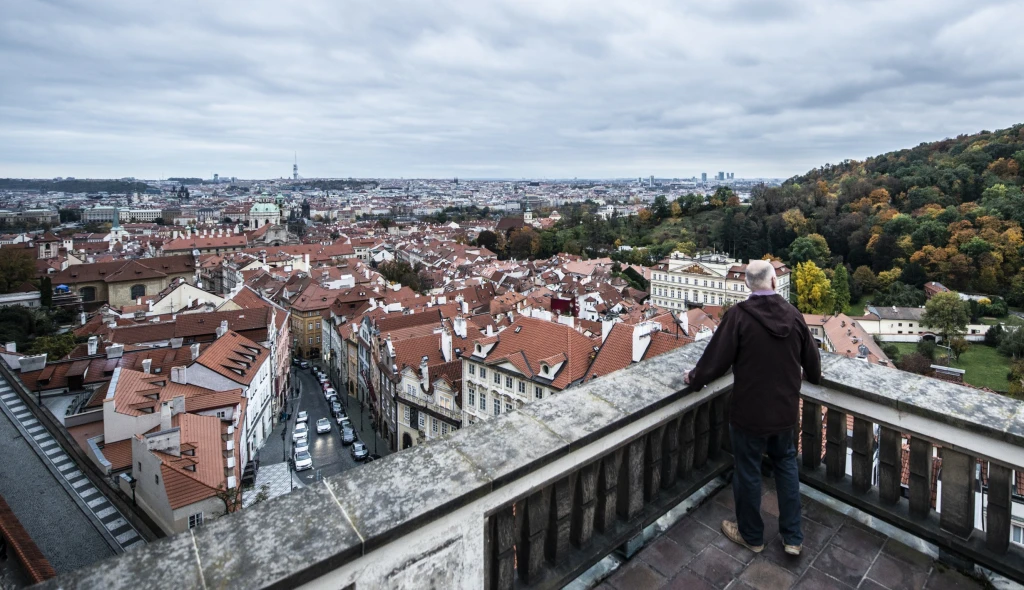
[40, 342, 1024, 589]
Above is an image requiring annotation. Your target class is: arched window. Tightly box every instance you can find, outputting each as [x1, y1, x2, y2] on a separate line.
[130, 284, 146, 299]
[79, 286, 96, 302]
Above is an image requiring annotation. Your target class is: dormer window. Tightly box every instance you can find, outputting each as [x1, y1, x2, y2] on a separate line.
[542, 364, 549, 375]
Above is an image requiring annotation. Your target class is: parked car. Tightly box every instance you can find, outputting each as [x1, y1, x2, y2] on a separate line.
[294, 437, 309, 455]
[296, 410, 308, 424]
[292, 358, 301, 366]
[294, 450, 313, 471]
[351, 441, 369, 461]
[316, 418, 331, 434]
[326, 394, 339, 406]
[341, 427, 355, 445]
[299, 360, 310, 369]
[323, 387, 337, 398]
[292, 422, 308, 441]
[331, 401, 343, 416]
[338, 416, 352, 431]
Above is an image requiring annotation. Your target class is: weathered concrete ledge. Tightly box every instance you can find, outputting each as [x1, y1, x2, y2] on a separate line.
[40, 343, 1024, 589]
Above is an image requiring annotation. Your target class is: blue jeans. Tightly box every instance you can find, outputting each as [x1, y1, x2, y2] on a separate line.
[729, 425, 803, 546]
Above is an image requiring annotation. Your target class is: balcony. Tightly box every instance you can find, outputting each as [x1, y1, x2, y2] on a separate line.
[42, 342, 1022, 589]
[396, 388, 462, 423]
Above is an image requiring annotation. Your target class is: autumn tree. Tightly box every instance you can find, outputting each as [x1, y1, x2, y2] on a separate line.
[475, 230, 499, 251]
[921, 291, 970, 342]
[795, 261, 834, 314]
[0, 248, 35, 294]
[831, 265, 851, 315]
[670, 201, 682, 217]
[508, 227, 541, 260]
[852, 266, 876, 293]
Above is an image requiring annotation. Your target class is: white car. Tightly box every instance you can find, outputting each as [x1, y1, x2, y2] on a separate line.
[292, 422, 308, 441]
[294, 450, 313, 471]
[294, 438, 309, 455]
[296, 411, 308, 424]
[316, 418, 331, 434]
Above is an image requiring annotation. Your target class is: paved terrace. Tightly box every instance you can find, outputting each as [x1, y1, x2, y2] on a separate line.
[41, 341, 1024, 589]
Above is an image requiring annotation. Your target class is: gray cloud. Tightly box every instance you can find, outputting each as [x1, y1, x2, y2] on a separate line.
[1, 0, 1022, 179]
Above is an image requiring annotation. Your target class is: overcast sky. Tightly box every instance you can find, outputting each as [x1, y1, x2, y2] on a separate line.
[1, 1, 1022, 180]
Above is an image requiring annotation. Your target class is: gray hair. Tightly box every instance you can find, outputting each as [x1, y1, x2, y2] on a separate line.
[745, 260, 776, 292]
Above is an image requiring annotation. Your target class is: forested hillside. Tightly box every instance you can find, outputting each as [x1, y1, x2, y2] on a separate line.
[727, 124, 1024, 301]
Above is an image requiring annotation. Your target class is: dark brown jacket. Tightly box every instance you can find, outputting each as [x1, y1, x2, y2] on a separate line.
[687, 294, 821, 435]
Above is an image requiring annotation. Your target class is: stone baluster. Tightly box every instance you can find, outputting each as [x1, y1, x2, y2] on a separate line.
[546, 477, 572, 565]
[678, 411, 695, 481]
[594, 450, 621, 533]
[617, 439, 645, 521]
[644, 425, 665, 503]
[488, 506, 515, 590]
[825, 408, 847, 481]
[708, 395, 726, 459]
[938, 449, 976, 538]
[570, 463, 597, 548]
[908, 437, 932, 519]
[801, 401, 822, 470]
[694, 403, 710, 469]
[660, 417, 680, 489]
[986, 463, 1012, 554]
[877, 427, 902, 505]
[851, 417, 874, 493]
[517, 489, 550, 584]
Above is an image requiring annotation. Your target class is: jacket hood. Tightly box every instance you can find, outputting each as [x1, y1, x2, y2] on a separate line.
[736, 294, 794, 338]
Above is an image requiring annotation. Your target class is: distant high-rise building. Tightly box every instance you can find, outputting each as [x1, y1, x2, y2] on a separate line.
[293, 153, 298, 180]
[718, 172, 725, 181]
[649, 175, 655, 188]
[213, 173, 219, 183]
[701, 172, 707, 183]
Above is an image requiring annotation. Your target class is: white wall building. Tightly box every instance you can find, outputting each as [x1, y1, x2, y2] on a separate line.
[649, 252, 790, 310]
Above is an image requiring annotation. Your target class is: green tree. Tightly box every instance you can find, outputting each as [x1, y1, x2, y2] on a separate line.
[999, 327, 1024, 359]
[39, 276, 53, 308]
[831, 265, 851, 315]
[794, 261, 834, 314]
[0, 249, 36, 294]
[788, 233, 831, 268]
[852, 266, 877, 293]
[475, 230, 499, 252]
[872, 282, 926, 307]
[508, 227, 540, 260]
[948, 336, 969, 362]
[27, 333, 76, 360]
[921, 291, 970, 342]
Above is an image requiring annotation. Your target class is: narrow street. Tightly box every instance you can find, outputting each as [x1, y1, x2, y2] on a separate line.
[254, 365, 389, 487]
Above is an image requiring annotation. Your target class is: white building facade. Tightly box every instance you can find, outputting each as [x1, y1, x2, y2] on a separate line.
[649, 252, 790, 310]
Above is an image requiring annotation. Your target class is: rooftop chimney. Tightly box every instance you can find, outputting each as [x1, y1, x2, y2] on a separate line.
[159, 402, 172, 432]
[87, 336, 98, 356]
[4, 342, 15, 353]
[170, 337, 183, 349]
[80, 312, 88, 326]
[171, 365, 187, 384]
[142, 358, 152, 374]
[106, 344, 124, 359]
[190, 343, 200, 361]
[420, 355, 430, 385]
[216, 320, 228, 338]
[453, 316, 467, 339]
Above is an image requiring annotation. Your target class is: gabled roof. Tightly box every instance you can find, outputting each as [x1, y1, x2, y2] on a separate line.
[472, 316, 597, 390]
[194, 331, 270, 385]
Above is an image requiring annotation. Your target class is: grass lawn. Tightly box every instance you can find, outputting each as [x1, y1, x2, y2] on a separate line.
[980, 315, 1024, 326]
[891, 342, 1009, 392]
[846, 293, 870, 317]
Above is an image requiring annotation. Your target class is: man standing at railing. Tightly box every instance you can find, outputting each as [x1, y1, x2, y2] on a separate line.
[685, 259, 821, 556]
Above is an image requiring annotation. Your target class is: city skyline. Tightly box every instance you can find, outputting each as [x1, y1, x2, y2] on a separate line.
[2, 1, 1022, 179]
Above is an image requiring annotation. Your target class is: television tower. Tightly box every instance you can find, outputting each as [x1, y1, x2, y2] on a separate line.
[293, 153, 298, 180]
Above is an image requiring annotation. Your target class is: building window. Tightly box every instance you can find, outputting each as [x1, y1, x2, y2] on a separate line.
[468, 390, 475, 406]
[505, 376, 512, 388]
[441, 423, 449, 435]
[479, 368, 486, 379]
[1013, 524, 1023, 546]
[418, 413, 425, 429]
[188, 512, 204, 528]
[479, 393, 486, 410]
[316, 336, 321, 343]
[308, 322, 313, 330]
[494, 373, 500, 384]
[469, 364, 475, 375]
[505, 402, 513, 413]
[493, 399, 500, 416]
[130, 284, 146, 299]
[403, 406, 410, 425]
[308, 337, 313, 344]
[80, 286, 97, 302]
[518, 381, 525, 394]
[155, 474, 160, 485]
[431, 418, 438, 434]
[535, 386, 543, 399]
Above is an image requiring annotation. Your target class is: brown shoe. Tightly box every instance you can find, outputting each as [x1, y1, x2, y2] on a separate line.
[721, 520, 764, 553]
